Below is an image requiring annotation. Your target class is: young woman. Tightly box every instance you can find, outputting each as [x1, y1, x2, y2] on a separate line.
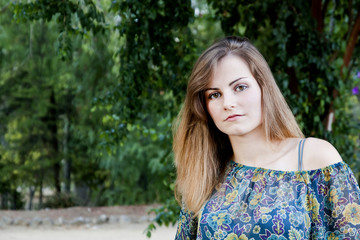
[174, 36, 360, 239]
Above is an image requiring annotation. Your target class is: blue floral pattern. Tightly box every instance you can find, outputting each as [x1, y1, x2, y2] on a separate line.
[175, 161, 360, 239]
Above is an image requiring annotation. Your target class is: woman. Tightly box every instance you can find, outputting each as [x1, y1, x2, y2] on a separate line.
[174, 36, 360, 239]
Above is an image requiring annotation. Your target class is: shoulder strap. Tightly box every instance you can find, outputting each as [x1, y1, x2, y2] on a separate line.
[298, 138, 306, 171]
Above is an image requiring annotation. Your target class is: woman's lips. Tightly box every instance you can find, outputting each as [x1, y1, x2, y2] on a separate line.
[225, 114, 244, 121]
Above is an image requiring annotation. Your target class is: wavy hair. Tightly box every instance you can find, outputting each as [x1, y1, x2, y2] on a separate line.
[173, 36, 303, 215]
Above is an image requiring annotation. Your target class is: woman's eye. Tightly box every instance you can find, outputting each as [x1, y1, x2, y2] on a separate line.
[208, 92, 221, 99]
[235, 84, 248, 92]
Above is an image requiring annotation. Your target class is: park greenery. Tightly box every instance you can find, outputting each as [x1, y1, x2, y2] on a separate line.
[0, 0, 359, 236]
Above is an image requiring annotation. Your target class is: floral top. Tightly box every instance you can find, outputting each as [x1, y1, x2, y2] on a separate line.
[175, 161, 360, 239]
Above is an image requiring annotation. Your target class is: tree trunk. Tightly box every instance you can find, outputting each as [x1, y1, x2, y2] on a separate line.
[39, 175, 43, 208]
[76, 182, 90, 205]
[1, 192, 8, 209]
[48, 89, 61, 194]
[11, 190, 17, 210]
[63, 114, 71, 193]
[311, 0, 324, 32]
[28, 186, 36, 210]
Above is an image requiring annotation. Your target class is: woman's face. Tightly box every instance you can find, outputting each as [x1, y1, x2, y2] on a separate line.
[205, 54, 263, 137]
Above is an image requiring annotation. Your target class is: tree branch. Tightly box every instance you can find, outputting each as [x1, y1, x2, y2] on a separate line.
[311, 0, 324, 32]
[343, 10, 360, 70]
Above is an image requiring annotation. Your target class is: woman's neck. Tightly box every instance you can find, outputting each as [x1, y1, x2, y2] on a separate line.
[229, 127, 281, 168]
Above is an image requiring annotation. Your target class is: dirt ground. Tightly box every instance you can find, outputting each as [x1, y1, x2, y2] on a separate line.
[0, 205, 177, 240]
[0, 224, 177, 240]
[0, 205, 156, 221]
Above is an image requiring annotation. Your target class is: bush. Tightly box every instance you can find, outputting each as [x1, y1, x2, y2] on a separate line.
[43, 193, 77, 209]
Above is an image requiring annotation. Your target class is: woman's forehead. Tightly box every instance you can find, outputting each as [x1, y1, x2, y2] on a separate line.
[208, 55, 251, 86]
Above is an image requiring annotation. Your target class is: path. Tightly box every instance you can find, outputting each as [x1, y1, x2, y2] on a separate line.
[0, 223, 177, 240]
[0, 205, 178, 240]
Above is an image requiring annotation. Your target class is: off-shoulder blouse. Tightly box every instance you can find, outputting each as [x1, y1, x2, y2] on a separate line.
[175, 160, 360, 239]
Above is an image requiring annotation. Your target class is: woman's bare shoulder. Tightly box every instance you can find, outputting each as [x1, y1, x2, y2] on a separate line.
[303, 137, 343, 170]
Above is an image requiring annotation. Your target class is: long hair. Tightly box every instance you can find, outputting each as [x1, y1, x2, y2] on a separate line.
[173, 36, 303, 215]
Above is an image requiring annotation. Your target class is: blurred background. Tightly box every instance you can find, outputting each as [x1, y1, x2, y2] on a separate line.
[0, 0, 359, 235]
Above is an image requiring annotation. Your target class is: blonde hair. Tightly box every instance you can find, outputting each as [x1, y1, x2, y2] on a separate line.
[173, 36, 303, 215]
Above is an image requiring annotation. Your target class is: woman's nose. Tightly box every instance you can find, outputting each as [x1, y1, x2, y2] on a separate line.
[223, 94, 235, 110]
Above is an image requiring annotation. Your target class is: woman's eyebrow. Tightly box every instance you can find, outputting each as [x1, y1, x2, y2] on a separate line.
[204, 87, 219, 92]
[204, 77, 245, 92]
[229, 77, 245, 86]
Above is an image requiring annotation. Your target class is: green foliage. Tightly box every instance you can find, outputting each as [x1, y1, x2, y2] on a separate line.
[0, 0, 115, 209]
[107, 0, 195, 130]
[145, 198, 180, 238]
[12, 0, 106, 60]
[91, 0, 196, 205]
[1, 0, 197, 211]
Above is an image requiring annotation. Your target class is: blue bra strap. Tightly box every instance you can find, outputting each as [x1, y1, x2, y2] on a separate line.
[298, 138, 306, 171]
